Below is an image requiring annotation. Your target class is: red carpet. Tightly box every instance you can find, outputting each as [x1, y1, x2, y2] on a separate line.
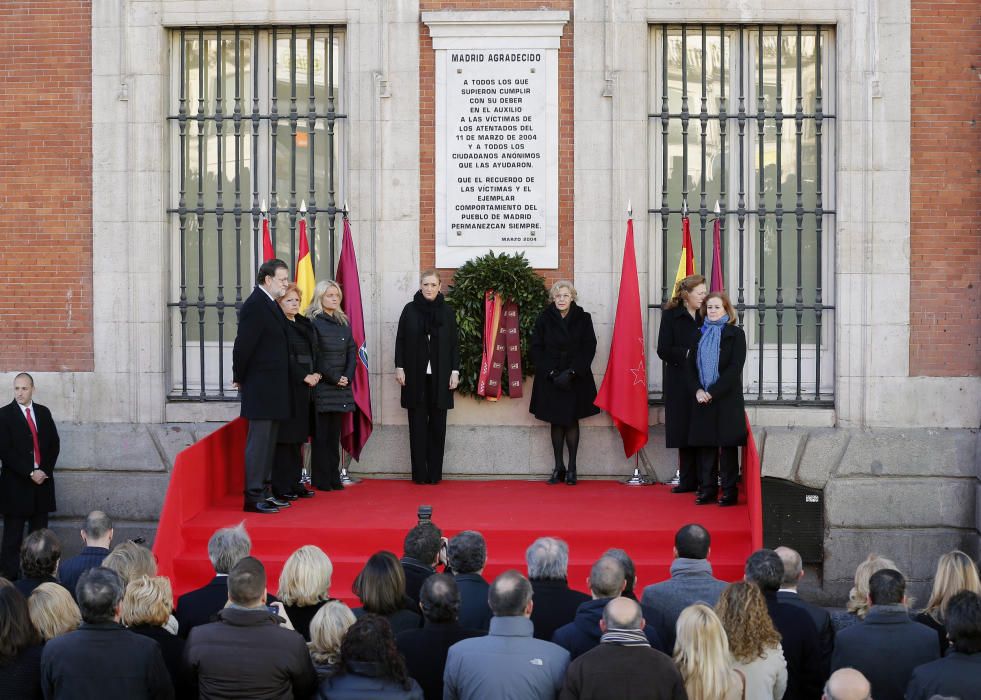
[155, 419, 761, 607]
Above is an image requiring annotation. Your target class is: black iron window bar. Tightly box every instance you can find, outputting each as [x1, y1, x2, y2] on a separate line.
[649, 25, 836, 406]
[167, 26, 347, 400]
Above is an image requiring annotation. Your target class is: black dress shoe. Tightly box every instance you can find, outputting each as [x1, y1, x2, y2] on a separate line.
[671, 485, 697, 494]
[565, 470, 578, 486]
[244, 501, 279, 514]
[718, 497, 739, 507]
[694, 494, 715, 505]
[293, 489, 315, 498]
[267, 497, 291, 508]
[547, 468, 566, 484]
[275, 493, 299, 501]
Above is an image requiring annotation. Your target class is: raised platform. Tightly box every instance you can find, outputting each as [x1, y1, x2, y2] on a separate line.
[154, 420, 760, 606]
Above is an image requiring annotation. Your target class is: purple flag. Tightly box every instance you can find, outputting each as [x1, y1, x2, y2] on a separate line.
[335, 218, 373, 460]
[710, 216, 725, 292]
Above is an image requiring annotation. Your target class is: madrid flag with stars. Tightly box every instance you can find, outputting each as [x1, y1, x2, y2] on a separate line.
[594, 216, 650, 458]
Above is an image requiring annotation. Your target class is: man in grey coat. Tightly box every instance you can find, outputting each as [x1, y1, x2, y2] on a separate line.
[443, 570, 570, 700]
[639, 523, 726, 651]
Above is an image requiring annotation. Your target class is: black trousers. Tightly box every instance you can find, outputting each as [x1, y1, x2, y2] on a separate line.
[694, 446, 740, 500]
[1, 512, 48, 579]
[677, 447, 698, 490]
[407, 375, 447, 484]
[272, 442, 306, 497]
[244, 419, 278, 505]
[311, 412, 344, 490]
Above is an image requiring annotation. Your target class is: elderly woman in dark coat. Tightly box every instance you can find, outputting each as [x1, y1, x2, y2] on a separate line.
[657, 274, 707, 494]
[529, 280, 600, 486]
[272, 283, 319, 501]
[307, 280, 357, 492]
[394, 269, 460, 485]
[686, 291, 747, 506]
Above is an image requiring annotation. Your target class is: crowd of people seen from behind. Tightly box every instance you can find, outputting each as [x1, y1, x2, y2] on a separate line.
[0, 512, 979, 700]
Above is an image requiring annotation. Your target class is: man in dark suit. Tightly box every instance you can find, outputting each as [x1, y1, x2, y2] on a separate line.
[745, 548, 824, 700]
[233, 258, 292, 514]
[58, 510, 114, 597]
[526, 536, 591, 641]
[397, 574, 484, 700]
[447, 530, 492, 631]
[401, 521, 444, 606]
[776, 546, 835, 678]
[831, 568, 939, 700]
[0, 372, 60, 580]
[906, 590, 981, 700]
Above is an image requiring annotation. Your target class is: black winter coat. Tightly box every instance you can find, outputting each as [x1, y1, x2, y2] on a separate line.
[656, 305, 701, 448]
[529, 303, 600, 425]
[0, 400, 59, 517]
[394, 296, 460, 410]
[312, 313, 357, 414]
[232, 287, 291, 420]
[551, 598, 665, 660]
[685, 323, 748, 447]
[278, 315, 318, 443]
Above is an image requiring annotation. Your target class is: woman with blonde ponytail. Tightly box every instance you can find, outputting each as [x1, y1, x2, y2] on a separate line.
[674, 604, 745, 700]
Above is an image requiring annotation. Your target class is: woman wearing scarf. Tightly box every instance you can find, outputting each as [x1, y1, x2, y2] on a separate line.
[529, 280, 600, 485]
[394, 269, 460, 484]
[685, 291, 747, 506]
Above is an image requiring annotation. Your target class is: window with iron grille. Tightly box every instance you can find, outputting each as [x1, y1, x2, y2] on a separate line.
[168, 27, 346, 400]
[649, 25, 836, 405]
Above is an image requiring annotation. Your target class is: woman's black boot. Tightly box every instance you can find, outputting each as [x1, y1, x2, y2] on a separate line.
[565, 468, 577, 485]
[548, 466, 566, 484]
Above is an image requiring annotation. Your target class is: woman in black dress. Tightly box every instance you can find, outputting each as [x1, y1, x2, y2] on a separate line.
[272, 283, 319, 501]
[657, 274, 707, 493]
[308, 280, 357, 491]
[686, 291, 747, 506]
[394, 269, 460, 485]
[529, 281, 600, 485]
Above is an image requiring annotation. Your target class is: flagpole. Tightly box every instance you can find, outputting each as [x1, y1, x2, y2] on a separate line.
[338, 199, 363, 487]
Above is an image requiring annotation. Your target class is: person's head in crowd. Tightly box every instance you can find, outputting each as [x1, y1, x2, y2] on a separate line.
[674, 524, 711, 560]
[945, 589, 981, 654]
[600, 597, 644, 634]
[867, 568, 906, 607]
[102, 540, 157, 586]
[256, 258, 290, 298]
[20, 528, 61, 580]
[208, 522, 252, 575]
[81, 511, 114, 548]
[307, 280, 350, 325]
[603, 548, 638, 598]
[525, 536, 570, 581]
[922, 550, 981, 623]
[76, 567, 125, 624]
[308, 600, 356, 668]
[278, 545, 333, 607]
[339, 614, 412, 690]
[775, 546, 804, 589]
[0, 585, 41, 664]
[847, 553, 899, 619]
[353, 551, 407, 616]
[715, 581, 782, 663]
[419, 573, 461, 624]
[674, 603, 735, 700]
[227, 556, 267, 608]
[403, 522, 443, 568]
[589, 556, 626, 599]
[489, 570, 533, 618]
[822, 668, 872, 700]
[28, 582, 81, 641]
[121, 575, 174, 628]
[744, 549, 784, 594]
[447, 531, 487, 576]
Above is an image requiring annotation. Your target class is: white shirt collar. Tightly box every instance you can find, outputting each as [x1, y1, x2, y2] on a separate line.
[259, 285, 276, 302]
[18, 402, 34, 416]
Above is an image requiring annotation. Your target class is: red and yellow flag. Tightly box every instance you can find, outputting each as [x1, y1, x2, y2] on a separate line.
[296, 216, 315, 310]
[673, 215, 696, 292]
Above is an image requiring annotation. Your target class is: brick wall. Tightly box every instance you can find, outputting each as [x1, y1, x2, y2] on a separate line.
[909, 0, 981, 376]
[0, 0, 93, 372]
[419, 1, 574, 287]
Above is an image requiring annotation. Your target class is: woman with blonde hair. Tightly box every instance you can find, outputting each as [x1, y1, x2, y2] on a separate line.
[674, 604, 744, 700]
[715, 582, 787, 700]
[120, 575, 185, 693]
[101, 540, 157, 585]
[27, 582, 80, 641]
[308, 599, 356, 681]
[307, 279, 356, 491]
[279, 545, 335, 641]
[915, 550, 981, 655]
[830, 554, 900, 632]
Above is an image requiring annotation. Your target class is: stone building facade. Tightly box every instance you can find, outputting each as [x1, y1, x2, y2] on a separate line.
[0, 0, 977, 601]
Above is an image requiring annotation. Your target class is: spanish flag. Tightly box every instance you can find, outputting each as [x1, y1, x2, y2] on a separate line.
[296, 214, 315, 310]
[673, 214, 696, 292]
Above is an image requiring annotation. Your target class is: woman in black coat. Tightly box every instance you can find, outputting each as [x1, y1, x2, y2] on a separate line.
[529, 281, 600, 485]
[308, 280, 357, 491]
[394, 269, 460, 485]
[272, 283, 320, 501]
[685, 291, 747, 506]
[657, 274, 707, 494]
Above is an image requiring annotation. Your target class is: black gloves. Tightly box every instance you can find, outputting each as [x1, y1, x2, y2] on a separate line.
[551, 369, 574, 390]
